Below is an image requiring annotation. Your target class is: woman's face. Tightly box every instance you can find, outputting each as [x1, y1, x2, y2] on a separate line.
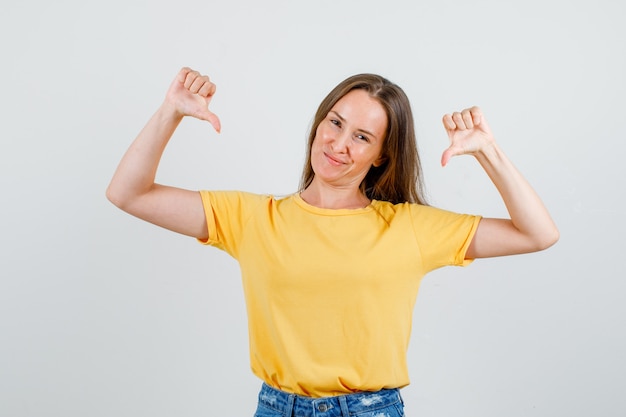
[310, 89, 387, 190]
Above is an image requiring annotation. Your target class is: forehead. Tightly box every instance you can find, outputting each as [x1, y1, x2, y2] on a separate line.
[331, 90, 388, 134]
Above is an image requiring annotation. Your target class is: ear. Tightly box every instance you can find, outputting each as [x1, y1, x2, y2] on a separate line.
[373, 154, 387, 167]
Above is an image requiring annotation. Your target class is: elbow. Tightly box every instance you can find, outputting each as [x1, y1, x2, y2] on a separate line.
[545, 223, 560, 248]
[548, 227, 560, 248]
[106, 183, 129, 210]
[106, 181, 153, 214]
[535, 226, 560, 251]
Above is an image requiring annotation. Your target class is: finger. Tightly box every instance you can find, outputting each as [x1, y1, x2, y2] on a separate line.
[183, 69, 201, 89]
[188, 75, 210, 94]
[441, 145, 460, 167]
[470, 106, 482, 126]
[177, 67, 193, 83]
[442, 114, 456, 131]
[207, 111, 222, 133]
[441, 148, 452, 166]
[441, 142, 468, 166]
[196, 109, 221, 133]
[452, 112, 466, 130]
[461, 108, 474, 129]
[197, 80, 217, 98]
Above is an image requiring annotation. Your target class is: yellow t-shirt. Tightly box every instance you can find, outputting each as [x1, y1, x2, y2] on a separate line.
[198, 191, 481, 397]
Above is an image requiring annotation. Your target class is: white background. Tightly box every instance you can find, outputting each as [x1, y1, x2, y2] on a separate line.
[1, 1, 624, 416]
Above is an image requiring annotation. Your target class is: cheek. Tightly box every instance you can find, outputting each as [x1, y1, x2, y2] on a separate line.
[311, 126, 328, 150]
[310, 137, 324, 163]
[314, 124, 328, 141]
[310, 136, 321, 153]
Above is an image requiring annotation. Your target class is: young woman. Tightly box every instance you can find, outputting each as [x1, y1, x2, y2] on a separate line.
[107, 67, 558, 417]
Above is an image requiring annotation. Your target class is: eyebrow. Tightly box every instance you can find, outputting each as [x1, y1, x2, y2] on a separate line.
[329, 110, 379, 141]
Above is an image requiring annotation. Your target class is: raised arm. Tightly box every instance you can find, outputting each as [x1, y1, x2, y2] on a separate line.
[441, 106, 559, 258]
[106, 67, 221, 240]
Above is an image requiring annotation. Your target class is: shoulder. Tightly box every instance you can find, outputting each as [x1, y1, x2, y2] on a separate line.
[198, 190, 283, 215]
[370, 200, 434, 218]
[371, 200, 479, 226]
[199, 190, 277, 203]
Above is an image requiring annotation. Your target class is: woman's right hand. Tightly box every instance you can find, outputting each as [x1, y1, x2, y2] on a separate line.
[164, 67, 222, 133]
[106, 67, 218, 240]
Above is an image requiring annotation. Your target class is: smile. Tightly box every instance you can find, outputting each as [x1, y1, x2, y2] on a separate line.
[324, 152, 347, 166]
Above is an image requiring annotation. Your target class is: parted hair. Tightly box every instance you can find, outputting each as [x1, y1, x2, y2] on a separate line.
[299, 74, 428, 205]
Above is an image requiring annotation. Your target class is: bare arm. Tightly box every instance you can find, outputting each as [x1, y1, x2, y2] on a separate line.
[106, 67, 221, 240]
[441, 107, 559, 259]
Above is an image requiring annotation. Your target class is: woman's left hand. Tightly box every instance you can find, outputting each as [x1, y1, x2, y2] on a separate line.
[441, 106, 495, 166]
[441, 106, 559, 258]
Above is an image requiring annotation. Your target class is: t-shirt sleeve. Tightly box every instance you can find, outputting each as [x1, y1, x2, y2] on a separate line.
[196, 190, 266, 258]
[409, 204, 482, 272]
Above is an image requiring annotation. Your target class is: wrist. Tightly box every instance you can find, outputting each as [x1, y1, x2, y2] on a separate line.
[157, 101, 185, 124]
[474, 140, 500, 163]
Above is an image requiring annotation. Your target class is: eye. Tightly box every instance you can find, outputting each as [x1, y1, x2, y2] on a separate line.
[330, 119, 341, 127]
[356, 134, 370, 143]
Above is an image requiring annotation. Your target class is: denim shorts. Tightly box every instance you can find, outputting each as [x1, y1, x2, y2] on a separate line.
[253, 383, 405, 417]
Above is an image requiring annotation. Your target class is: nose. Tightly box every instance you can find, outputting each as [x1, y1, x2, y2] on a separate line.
[330, 130, 351, 153]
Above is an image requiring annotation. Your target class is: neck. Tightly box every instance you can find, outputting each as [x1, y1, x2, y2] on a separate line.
[300, 181, 370, 209]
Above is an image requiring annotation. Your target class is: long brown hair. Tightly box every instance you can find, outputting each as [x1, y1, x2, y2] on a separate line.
[299, 74, 427, 205]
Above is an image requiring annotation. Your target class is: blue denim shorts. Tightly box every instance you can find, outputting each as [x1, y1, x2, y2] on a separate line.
[254, 383, 405, 417]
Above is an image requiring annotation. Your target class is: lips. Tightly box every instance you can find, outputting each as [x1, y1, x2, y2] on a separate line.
[324, 152, 347, 166]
